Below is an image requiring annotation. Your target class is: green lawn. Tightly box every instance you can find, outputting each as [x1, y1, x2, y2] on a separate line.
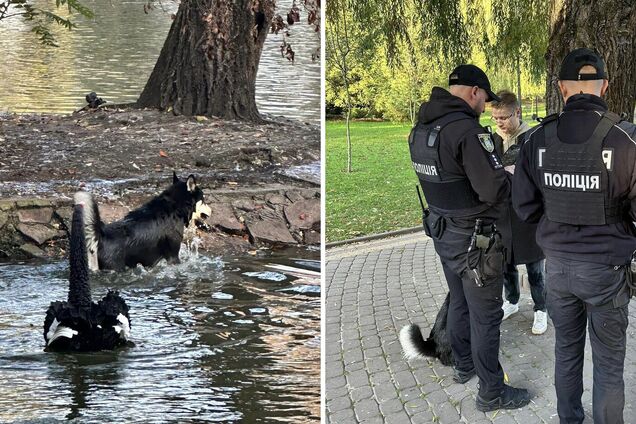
[326, 121, 421, 242]
[326, 108, 545, 243]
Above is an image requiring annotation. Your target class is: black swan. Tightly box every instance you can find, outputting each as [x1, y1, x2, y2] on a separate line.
[43, 192, 131, 352]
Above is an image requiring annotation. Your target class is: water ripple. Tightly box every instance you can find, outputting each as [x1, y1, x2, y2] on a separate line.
[0, 0, 319, 123]
[0, 248, 320, 422]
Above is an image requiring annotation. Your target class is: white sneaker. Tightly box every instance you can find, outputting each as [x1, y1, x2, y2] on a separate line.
[532, 310, 548, 335]
[502, 301, 519, 320]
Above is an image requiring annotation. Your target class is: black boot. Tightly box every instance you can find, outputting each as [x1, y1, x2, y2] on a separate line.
[475, 385, 532, 412]
[453, 367, 476, 384]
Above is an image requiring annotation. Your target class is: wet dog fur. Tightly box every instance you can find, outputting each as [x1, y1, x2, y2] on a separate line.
[80, 172, 211, 271]
[399, 292, 454, 366]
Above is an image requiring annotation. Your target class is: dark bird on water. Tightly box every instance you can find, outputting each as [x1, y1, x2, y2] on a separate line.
[43, 192, 131, 352]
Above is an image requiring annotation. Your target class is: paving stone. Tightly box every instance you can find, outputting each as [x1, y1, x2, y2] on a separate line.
[378, 398, 403, 415]
[393, 370, 417, 390]
[353, 398, 381, 422]
[359, 417, 384, 424]
[435, 401, 460, 422]
[325, 384, 350, 401]
[346, 369, 370, 388]
[410, 409, 434, 424]
[327, 396, 353, 413]
[384, 410, 411, 424]
[325, 234, 636, 423]
[328, 408, 356, 424]
[326, 375, 347, 390]
[372, 383, 398, 403]
[351, 385, 374, 403]
[403, 397, 430, 416]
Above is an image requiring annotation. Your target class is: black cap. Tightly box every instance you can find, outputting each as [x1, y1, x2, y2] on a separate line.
[448, 64, 500, 102]
[559, 48, 607, 81]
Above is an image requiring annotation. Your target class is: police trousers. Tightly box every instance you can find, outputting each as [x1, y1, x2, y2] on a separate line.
[430, 227, 505, 398]
[546, 257, 630, 424]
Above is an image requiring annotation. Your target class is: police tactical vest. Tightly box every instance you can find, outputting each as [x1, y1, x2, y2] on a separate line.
[408, 111, 489, 216]
[540, 111, 623, 225]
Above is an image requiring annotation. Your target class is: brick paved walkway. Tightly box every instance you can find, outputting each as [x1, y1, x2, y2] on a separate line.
[325, 232, 636, 423]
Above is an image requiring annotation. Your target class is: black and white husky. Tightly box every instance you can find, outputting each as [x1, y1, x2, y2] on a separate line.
[399, 293, 454, 366]
[81, 172, 212, 271]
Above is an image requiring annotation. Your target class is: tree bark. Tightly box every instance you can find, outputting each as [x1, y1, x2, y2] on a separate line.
[545, 0, 636, 122]
[137, 0, 275, 121]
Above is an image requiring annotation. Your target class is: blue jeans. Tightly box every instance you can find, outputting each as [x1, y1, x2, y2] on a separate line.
[503, 259, 546, 311]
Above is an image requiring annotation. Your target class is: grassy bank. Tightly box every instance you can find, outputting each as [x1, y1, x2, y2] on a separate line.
[326, 121, 420, 242]
[326, 108, 544, 243]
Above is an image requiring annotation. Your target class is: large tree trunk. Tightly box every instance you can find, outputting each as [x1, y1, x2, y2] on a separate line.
[545, 0, 636, 122]
[137, 0, 275, 121]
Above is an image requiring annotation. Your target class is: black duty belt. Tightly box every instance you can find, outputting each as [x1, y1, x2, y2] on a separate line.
[446, 223, 496, 236]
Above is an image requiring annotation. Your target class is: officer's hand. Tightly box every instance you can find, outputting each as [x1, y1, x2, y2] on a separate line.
[504, 165, 515, 174]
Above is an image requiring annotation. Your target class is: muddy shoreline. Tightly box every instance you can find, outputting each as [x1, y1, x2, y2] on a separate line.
[0, 108, 320, 259]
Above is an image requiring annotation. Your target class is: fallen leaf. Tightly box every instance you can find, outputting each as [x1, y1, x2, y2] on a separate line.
[227, 181, 238, 186]
[195, 116, 208, 122]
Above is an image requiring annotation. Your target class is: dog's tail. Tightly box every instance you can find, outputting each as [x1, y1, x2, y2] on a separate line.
[73, 191, 102, 271]
[399, 324, 438, 360]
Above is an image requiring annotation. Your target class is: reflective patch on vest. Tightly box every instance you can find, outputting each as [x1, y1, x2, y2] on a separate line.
[538, 148, 614, 171]
[541, 172, 602, 192]
[412, 161, 441, 181]
[602, 148, 613, 171]
[478, 133, 494, 152]
[537, 148, 546, 168]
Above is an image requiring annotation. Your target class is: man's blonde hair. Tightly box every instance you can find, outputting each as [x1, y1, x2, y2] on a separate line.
[491, 90, 519, 111]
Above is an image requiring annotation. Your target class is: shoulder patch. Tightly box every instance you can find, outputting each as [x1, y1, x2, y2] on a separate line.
[477, 133, 494, 153]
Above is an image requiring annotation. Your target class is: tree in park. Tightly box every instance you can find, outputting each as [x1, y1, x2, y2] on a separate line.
[136, 0, 319, 121]
[326, 0, 469, 172]
[326, 0, 355, 172]
[337, 0, 634, 122]
[137, 0, 275, 121]
[545, 0, 636, 121]
[481, 0, 550, 115]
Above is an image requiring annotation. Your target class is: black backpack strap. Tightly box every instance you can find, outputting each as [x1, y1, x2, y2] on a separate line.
[425, 111, 474, 148]
[543, 115, 559, 146]
[587, 111, 622, 147]
[537, 113, 559, 124]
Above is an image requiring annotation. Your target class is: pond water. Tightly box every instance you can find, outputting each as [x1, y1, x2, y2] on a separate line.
[0, 247, 320, 422]
[0, 0, 320, 123]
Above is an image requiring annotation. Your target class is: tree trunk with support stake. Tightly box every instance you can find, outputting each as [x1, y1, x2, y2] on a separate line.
[516, 55, 522, 118]
[545, 0, 636, 122]
[137, 0, 275, 122]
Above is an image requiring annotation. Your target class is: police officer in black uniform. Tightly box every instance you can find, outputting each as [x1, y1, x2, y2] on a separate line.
[409, 64, 532, 411]
[513, 48, 636, 424]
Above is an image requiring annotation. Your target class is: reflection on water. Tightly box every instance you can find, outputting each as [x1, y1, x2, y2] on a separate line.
[0, 248, 320, 422]
[0, 0, 320, 123]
